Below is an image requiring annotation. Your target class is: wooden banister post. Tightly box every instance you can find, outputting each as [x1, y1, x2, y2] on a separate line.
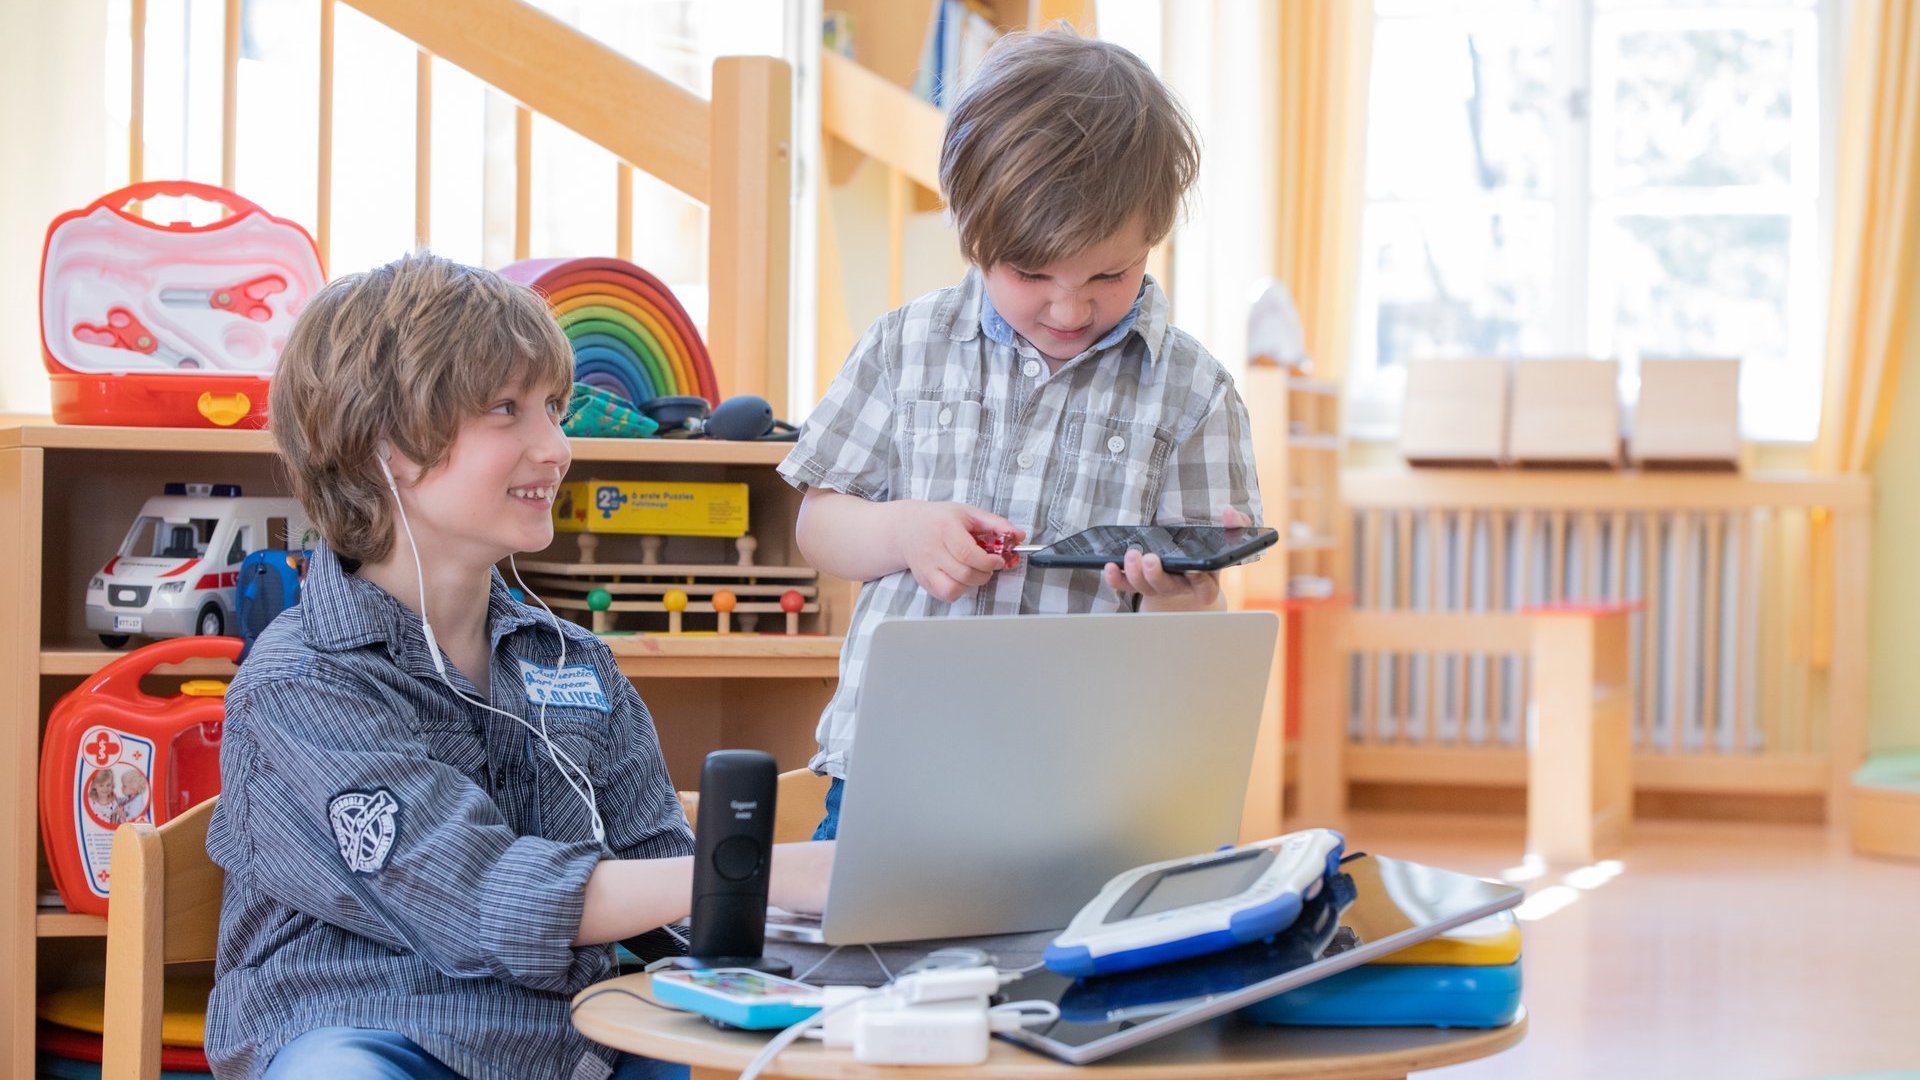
[1296, 603, 1350, 827]
[1828, 506, 1871, 831]
[709, 56, 793, 411]
[1525, 604, 1634, 865]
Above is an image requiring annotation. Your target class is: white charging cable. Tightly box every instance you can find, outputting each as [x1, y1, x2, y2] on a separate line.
[379, 453, 607, 848]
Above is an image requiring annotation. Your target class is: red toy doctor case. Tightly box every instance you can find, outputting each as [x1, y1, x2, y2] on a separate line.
[38, 637, 237, 915]
[39, 180, 324, 429]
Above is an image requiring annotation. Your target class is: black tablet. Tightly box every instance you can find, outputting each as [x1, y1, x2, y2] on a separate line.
[1026, 524, 1279, 573]
[993, 852, 1524, 1064]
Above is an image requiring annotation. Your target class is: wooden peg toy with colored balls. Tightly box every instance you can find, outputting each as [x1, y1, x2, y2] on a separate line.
[712, 590, 737, 635]
[780, 589, 805, 635]
[663, 589, 688, 634]
[587, 588, 614, 633]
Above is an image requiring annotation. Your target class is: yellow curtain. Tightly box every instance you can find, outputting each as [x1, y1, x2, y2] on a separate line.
[1816, 0, 1920, 473]
[1273, 1, 1373, 381]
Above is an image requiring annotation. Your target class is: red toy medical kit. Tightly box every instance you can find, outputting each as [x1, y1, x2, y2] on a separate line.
[40, 180, 324, 428]
[39, 637, 238, 915]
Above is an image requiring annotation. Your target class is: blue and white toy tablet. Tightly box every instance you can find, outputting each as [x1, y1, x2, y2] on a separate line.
[651, 968, 822, 1030]
[1044, 829, 1345, 978]
[1240, 959, 1523, 1029]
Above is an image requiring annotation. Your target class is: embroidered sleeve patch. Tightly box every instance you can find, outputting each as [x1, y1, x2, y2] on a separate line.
[329, 789, 400, 874]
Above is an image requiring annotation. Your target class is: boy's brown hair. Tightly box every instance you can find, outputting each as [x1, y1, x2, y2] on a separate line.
[939, 29, 1201, 271]
[269, 251, 573, 564]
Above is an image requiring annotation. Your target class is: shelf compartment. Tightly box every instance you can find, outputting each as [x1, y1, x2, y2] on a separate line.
[37, 908, 106, 938]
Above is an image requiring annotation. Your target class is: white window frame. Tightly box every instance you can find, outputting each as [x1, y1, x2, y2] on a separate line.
[1348, 0, 1839, 444]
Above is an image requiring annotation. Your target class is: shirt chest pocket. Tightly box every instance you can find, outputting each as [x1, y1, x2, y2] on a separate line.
[897, 396, 991, 505]
[526, 714, 613, 836]
[414, 715, 489, 787]
[1046, 413, 1173, 536]
[532, 714, 609, 783]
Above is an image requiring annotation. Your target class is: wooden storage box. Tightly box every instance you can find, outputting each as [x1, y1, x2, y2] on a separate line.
[1509, 358, 1621, 467]
[1631, 358, 1741, 469]
[1399, 358, 1509, 465]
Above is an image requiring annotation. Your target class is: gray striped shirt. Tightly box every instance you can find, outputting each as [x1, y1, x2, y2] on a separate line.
[205, 542, 692, 1079]
[779, 270, 1263, 780]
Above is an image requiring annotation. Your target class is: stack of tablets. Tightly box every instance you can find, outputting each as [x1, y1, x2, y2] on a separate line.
[1241, 909, 1522, 1029]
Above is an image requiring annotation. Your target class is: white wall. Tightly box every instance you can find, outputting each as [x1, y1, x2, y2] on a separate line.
[0, 0, 111, 414]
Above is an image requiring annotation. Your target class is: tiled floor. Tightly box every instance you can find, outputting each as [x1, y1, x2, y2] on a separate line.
[1333, 812, 1920, 1079]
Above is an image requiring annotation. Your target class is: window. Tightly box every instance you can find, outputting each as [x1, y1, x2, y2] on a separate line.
[1351, 0, 1833, 442]
[120, 517, 159, 559]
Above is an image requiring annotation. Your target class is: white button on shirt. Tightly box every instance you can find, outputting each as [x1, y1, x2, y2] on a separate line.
[1022, 360, 1041, 378]
[938, 407, 953, 426]
[1016, 451, 1034, 469]
[1108, 435, 1126, 454]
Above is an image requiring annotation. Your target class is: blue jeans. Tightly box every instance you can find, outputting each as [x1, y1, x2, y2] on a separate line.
[811, 777, 844, 841]
[265, 1027, 687, 1080]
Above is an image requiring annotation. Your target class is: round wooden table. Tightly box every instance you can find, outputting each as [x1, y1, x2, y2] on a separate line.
[571, 973, 1527, 1080]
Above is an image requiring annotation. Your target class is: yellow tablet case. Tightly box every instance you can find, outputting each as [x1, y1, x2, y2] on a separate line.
[1375, 910, 1521, 966]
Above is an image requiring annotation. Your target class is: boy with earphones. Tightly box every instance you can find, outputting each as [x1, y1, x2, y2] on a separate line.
[203, 252, 832, 1080]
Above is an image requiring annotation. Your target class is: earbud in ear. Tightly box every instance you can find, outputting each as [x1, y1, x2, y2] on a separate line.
[377, 444, 399, 490]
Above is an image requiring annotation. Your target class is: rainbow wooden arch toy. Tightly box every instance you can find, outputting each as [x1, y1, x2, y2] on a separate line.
[501, 257, 719, 406]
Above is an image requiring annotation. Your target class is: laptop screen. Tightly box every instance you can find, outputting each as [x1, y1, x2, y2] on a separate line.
[994, 852, 1522, 1063]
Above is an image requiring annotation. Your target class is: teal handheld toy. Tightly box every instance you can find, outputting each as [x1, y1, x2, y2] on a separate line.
[1045, 829, 1345, 977]
[651, 968, 822, 1030]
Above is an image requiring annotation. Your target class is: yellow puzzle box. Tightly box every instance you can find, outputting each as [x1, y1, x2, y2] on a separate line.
[552, 480, 750, 538]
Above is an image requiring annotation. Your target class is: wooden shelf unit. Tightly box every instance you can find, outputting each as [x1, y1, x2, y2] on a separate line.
[0, 419, 851, 1058]
[1231, 366, 1349, 841]
[1242, 365, 1346, 601]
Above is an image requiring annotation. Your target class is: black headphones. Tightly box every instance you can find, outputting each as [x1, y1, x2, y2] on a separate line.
[638, 394, 799, 441]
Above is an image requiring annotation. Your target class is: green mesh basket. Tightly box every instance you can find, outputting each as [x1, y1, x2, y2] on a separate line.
[563, 382, 659, 439]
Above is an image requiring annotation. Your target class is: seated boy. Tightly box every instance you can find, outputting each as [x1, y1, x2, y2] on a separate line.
[204, 253, 831, 1080]
[780, 30, 1263, 838]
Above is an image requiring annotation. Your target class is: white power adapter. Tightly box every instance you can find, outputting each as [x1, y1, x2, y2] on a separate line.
[817, 965, 1008, 1066]
[852, 998, 991, 1066]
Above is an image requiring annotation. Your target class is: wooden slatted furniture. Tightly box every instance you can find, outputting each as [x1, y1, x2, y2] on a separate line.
[3, 424, 853, 1075]
[1337, 469, 1871, 826]
[1296, 604, 1635, 866]
[99, 798, 220, 1080]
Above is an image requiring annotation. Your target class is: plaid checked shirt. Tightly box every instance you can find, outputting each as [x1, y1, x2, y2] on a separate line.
[778, 270, 1263, 780]
[204, 542, 692, 1080]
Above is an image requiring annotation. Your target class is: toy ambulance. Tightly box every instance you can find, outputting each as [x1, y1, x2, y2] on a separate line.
[85, 483, 312, 648]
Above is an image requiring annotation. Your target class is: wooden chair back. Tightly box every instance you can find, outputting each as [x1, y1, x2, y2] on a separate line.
[101, 796, 223, 1080]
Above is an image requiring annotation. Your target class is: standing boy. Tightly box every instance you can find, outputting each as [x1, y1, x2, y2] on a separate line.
[780, 31, 1263, 836]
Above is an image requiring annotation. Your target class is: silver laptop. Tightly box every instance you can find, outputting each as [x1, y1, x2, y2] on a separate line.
[769, 610, 1280, 945]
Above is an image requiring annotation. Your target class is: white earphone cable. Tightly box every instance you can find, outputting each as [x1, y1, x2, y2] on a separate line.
[380, 454, 607, 848]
